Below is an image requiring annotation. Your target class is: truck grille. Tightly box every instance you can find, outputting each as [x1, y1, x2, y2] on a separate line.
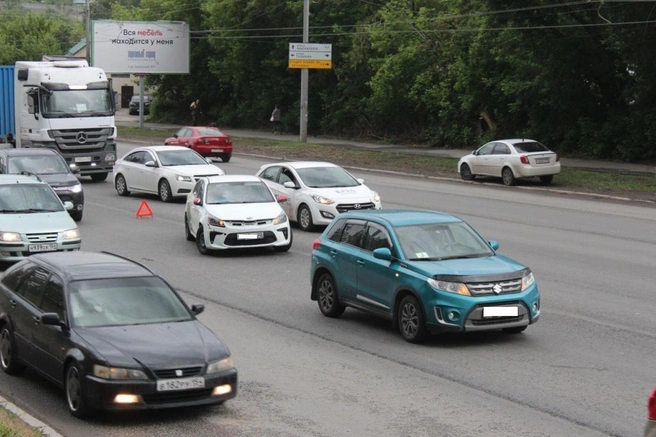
[51, 128, 113, 151]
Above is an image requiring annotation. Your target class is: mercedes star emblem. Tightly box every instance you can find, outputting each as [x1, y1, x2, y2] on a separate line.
[76, 132, 87, 144]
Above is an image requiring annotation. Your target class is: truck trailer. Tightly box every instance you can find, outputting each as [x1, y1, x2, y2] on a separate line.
[0, 60, 117, 181]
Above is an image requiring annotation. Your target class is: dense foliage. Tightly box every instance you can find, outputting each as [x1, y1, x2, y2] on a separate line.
[3, 0, 656, 161]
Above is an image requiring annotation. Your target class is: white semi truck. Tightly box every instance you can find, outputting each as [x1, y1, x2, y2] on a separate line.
[12, 60, 117, 181]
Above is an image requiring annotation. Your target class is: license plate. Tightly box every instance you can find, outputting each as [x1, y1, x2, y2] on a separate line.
[28, 243, 58, 253]
[535, 158, 550, 164]
[211, 149, 223, 153]
[156, 377, 205, 392]
[237, 232, 263, 240]
[483, 306, 518, 317]
[75, 156, 92, 163]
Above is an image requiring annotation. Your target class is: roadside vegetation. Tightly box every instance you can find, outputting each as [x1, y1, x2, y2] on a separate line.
[0, 406, 44, 437]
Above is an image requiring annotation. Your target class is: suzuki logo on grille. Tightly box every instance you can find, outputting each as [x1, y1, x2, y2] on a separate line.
[354, 204, 361, 209]
[76, 132, 87, 144]
[175, 369, 183, 377]
[493, 284, 503, 294]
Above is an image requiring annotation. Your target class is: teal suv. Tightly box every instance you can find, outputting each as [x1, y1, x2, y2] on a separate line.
[310, 210, 540, 343]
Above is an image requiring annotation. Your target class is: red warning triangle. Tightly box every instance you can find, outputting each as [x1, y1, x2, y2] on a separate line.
[136, 200, 153, 219]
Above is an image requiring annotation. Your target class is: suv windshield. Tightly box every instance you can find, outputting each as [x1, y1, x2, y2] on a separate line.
[8, 155, 70, 175]
[0, 184, 64, 213]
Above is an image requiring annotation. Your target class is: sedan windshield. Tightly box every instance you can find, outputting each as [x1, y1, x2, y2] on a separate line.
[156, 150, 208, 166]
[395, 222, 495, 261]
[296, 166, 360, 188]
[206, 181, 274, 204]
[8, 156, 69, 175]
[69, 277, 193, 328]
[0, 184, 64, 213]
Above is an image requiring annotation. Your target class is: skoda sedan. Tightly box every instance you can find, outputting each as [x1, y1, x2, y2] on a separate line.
[0, 251, 237, 417]
[310, 210, 540, 343]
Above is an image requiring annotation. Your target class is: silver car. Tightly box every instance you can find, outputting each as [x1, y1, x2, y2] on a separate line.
[0, 174, 81, 262]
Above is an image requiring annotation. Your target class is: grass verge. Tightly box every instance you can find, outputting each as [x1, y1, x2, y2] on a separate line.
[0, 406, 44, 437]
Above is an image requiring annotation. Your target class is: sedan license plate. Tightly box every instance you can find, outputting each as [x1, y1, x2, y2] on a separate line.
[156, 377, 205, 392]
[535, 158, 550, 164]
[237, 232, 263, 240]
[211, 149, 224, 153]
[75, 156, 92, 163]
[483, 306, 518, 317]
[28, 243, 58, 253]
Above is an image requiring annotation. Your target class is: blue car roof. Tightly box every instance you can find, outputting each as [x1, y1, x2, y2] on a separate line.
[337, 209, 462, 226]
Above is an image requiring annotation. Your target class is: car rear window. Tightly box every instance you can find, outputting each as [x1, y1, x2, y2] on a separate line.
[513, 142, 549, 153]
[197, 127, 223, 136]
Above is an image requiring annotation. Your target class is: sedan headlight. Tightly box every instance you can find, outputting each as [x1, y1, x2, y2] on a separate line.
[272, 211, 288, 225]
[93, 364, 148, 380]
[208, 215, 225, 227]
[521, 271, 535, 291]
[427, 278, 471, 296]
[310, 194, 334, 205]
[176, 174, 192, 182]
[69, 183, 83, 193]
[372, 191, 381, 203]
[0, 232, 21, 242]
[207, 357, 233, 374]
[62, 228, 80, 240]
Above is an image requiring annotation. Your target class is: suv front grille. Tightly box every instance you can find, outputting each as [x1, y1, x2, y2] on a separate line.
[467, 278, 522, 296]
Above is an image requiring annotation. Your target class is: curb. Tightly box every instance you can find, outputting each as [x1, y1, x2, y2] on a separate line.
[0, 394, 64, 437]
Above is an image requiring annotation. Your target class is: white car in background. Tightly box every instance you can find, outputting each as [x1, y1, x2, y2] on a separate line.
[184, 175, 292, 254]
[256, 161, 382, 231]
[457, 139, 561, 186]
[113, 146, 225, 202]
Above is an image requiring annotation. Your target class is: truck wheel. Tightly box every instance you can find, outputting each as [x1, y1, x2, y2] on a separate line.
[90, 173, 108, 182]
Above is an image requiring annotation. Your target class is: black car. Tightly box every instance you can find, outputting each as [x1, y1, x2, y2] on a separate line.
[0, 149, 84, 222]
[129, 95, 150, 115]
[0, 252, 238, 417]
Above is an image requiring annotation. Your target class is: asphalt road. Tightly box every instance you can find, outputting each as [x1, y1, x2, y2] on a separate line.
[0, 142, 654, 437]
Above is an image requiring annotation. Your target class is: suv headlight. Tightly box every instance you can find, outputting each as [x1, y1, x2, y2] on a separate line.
[272, 211, 288, 225]
[93, 365, 148, 380]
[0, 232, 21, 242]
[207, 357, 233, 374]
[521, 271, 535, 291]
[310, 194, 334, 205]
[372, 191, 380, 203]
[427, 278, 471, 296]
[62, 228, 80, 240]
[176, 175, 192, 182]
[70, 183, 83, 193]
[208, 215, 225, 227]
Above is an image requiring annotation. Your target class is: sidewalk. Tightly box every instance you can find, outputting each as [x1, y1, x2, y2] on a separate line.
[116, 111, 656, 176]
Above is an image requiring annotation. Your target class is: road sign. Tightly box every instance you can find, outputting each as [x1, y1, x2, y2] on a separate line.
[289, 43, 332, 52]
[288, 59, 332, 69]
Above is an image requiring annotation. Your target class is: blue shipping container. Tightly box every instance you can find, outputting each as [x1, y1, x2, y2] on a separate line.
[0, 65, 15, 140]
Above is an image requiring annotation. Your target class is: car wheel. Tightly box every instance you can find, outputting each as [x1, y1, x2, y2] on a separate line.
[273, 229, 293, 252]
[185, 213, 195, 241]
[221, 154, 231, 163]
[297, 204, 315, 232]
[502, 326, 527, 334]
[317, 273, 345, 318]
[115, 174, 130, 196]
[0, 326, 25, 375]
[70, 210, 83, 222]
[501, 167, 516, 186]
[90, 173, 108, 182]
[460, 163, 475, 181]
[66, 362, 93, 418]
[398, 295, 427, 343]
[196, 226, 213, 255]
[539, 175, 553, 185]
[159, 179, 173, 203]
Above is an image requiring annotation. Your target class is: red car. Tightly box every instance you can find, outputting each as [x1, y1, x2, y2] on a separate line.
[165, 126, 233, 162]
[647, 388, 656, 437]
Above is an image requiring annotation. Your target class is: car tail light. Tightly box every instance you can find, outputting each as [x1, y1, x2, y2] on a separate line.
[555, 154, 560, 162]
[312, 238, 321, 250]
[649, 388, 656, 420]
[520, 155, 529, 164]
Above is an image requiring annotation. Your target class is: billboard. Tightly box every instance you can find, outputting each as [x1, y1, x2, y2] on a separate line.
[91, 20, 189, 74]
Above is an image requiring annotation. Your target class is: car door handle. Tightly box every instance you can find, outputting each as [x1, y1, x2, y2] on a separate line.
[356, 259, 365, 266]
[32, 316, 41, 323]
[9, 299, 17, 307]
[330, 250, 338, 256]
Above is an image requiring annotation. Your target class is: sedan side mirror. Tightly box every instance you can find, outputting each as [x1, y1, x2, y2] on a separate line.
[488, 240, 499, 250]
[276, 194, 288, 203]
[173, 134, 178, 138]
[145, 161, 157, 168]
[283, 181, 297, 189]
[191, 304, 205, 315]
[357, 178, 364, 184]
[193, 197, 202, 205]
[206, 158, 213, 164]
[41, 313, 63, 327]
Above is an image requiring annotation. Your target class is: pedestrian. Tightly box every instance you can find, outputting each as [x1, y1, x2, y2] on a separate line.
[5, 133, 16, 148]
[190, 99, 202, 126]
[270, 105, 281, 135]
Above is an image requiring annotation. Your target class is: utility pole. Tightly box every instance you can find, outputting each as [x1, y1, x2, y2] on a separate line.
[299, 0, 309, 142]
[85, 0, 91, 65]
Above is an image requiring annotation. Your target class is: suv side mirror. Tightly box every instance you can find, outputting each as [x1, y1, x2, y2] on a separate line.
[373, 247, 392, 261]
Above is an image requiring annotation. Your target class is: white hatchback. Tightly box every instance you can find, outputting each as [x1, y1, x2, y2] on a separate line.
[457, 139, 561, 186]
[113, 146, 225, 202]
[256, 161, 382, 231]
[184, 175, 292, 254]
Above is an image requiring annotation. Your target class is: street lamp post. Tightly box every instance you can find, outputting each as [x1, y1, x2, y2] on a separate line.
[299, 0, 309, 142]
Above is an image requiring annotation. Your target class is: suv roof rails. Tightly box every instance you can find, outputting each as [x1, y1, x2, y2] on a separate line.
[99, 251, 156, 274]
[18, 171, 43, 182]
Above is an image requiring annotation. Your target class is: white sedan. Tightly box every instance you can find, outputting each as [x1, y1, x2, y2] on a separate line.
[256, 161, 382, 231]
[184, 175, 292, 254]
[113, 146, 225, 202]
[457, 139, 561, 186]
